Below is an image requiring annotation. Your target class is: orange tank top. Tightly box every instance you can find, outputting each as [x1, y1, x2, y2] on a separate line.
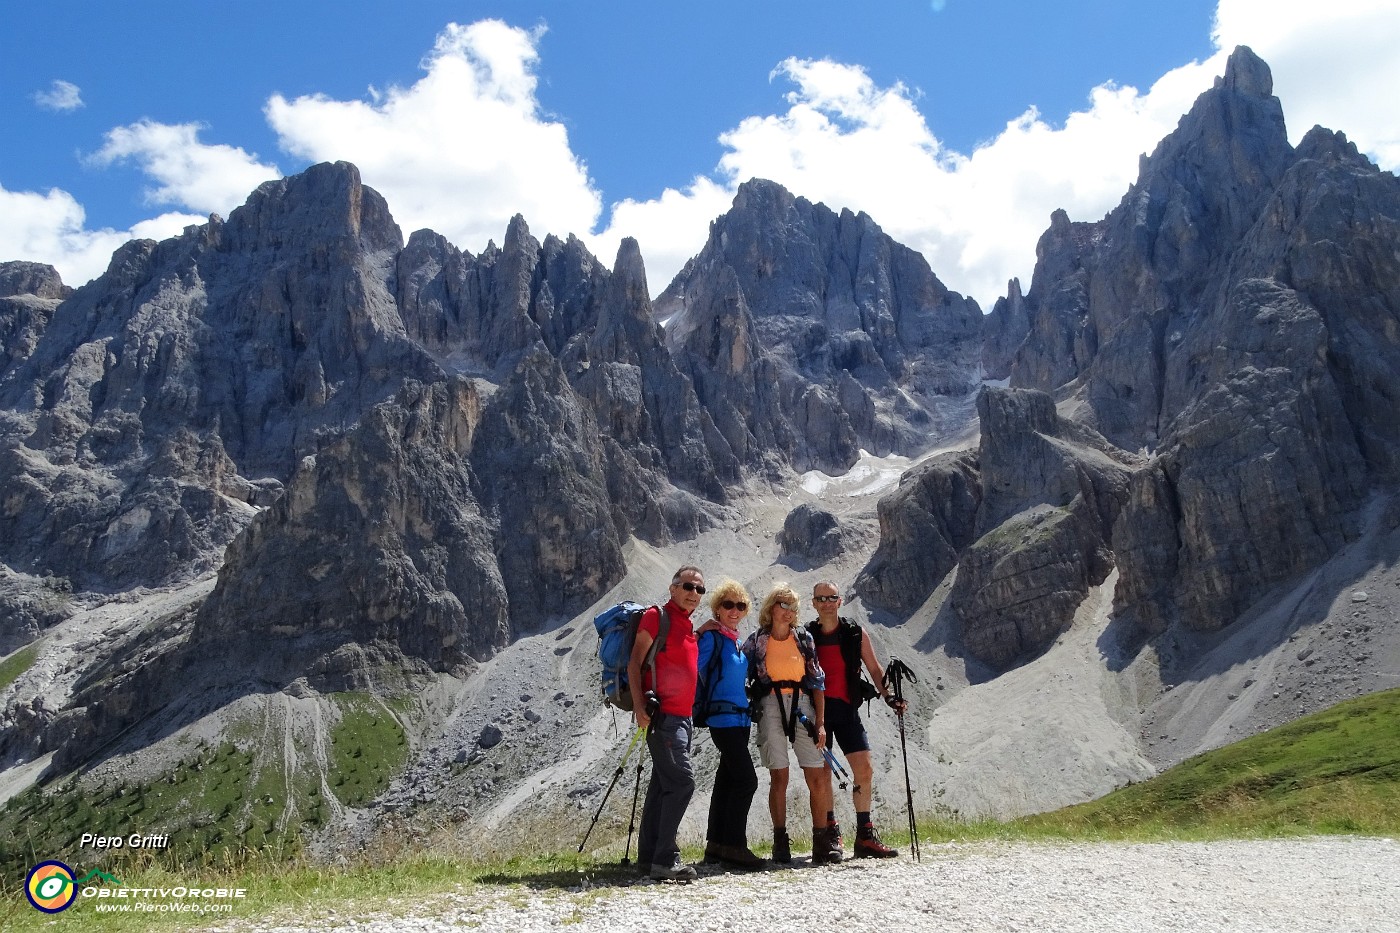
[765, 632, 804, 694]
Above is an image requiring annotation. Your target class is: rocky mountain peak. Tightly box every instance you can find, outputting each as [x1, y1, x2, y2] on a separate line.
[1219, 44, 1272, 97]
[974, 48, 1400, 651]
[656, 177, 983, 471]
[1294, 126, 1370, 169]
[730, 176, 795, 218]
[606, 237, 653, 328]
[223, 161, 402, 255]
[0, 262, 70, 300]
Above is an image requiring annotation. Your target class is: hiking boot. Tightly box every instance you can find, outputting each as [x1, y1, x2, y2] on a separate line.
[829, 820, 844, 853]
[811, 826, 843, 865]
[649, 854, 698, 882]
[703, 841, 723, 865]
[854, 825, 899, 858]
[772, 827, 791, 864]
[719, 844, 767, 870]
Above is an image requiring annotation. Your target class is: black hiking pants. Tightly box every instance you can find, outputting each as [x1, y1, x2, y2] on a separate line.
[707, 724, 758, 848]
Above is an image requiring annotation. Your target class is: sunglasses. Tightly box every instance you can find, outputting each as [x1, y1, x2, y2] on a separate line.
[720, 600, 748, 611]
[813, 595, 841, 603]
[674, 581, 706, 594]
[774, 601, 796, 611]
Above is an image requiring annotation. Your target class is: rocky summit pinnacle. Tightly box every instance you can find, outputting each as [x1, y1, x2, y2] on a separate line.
[656, 178, 984, 473]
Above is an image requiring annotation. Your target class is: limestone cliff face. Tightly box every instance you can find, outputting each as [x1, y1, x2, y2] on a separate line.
[865, 46, 1400, 663]
[1113, 131, 1394, 633]
[857, 387, 1136, 670]
[194, 379, 509, 679]
[854, 449, 981, 617]
[0, 163, 439, 593]
[1008, 47, 1296, 452]
[397, 223, 733, 543]
[0, 262, 69, 383]
[950, 388, 1136, 668]
[981, 46, 1400, 640]
[657, 178, 984, 474]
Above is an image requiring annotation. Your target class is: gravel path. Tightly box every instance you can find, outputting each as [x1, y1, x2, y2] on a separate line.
[219, 837, 1400, 932]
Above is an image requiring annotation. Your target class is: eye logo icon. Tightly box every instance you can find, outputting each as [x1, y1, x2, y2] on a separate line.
[26, 860, 77, 913]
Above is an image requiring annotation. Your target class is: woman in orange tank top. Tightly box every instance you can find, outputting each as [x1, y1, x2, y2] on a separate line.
[741, 582, 839, 865]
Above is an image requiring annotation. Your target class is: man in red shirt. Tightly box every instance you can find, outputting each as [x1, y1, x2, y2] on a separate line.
[808, 580, 904, 858]
[629, 565, 704, 880]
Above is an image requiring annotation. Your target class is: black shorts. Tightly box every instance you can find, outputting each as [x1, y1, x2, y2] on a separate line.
[823, 697, 870, 755]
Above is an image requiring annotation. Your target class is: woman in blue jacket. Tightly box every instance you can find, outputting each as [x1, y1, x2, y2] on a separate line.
[694, 579, 765, 870]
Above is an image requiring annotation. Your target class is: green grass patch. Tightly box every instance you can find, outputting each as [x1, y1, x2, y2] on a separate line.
[0, 741, 311, 883]
[1016, 686, 1400, 839]
[0, 643, 40, 693]
[328, 692, 409, 808]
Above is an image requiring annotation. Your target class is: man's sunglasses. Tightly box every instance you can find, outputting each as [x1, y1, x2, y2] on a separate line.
[720, 600, 748, 611]
[674, 581, 706, 594]
[813, 594, 841, 603]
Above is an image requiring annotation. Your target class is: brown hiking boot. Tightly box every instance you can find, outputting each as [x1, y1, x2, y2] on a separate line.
[719, 844, 767, 870]
[772, 827, 791, 864]
[854, 825, 898, 858]
[703, 841, 723, 864]
[811, 826, 843, 865]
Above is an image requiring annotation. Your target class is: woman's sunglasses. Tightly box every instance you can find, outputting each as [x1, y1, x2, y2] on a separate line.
[719, 600, 748, 611]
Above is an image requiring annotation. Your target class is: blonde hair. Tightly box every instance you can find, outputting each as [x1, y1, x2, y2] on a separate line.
[757, 582, 800, 631]
[707, 578, 751, 617]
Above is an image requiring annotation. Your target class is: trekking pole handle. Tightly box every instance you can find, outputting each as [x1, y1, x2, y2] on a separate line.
[883, 657, 917, 705]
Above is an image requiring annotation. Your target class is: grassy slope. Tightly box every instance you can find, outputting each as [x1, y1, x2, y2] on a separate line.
[1011, 686, 1400, 839]
[3, 687, 1397, 931]
[0, 691, 409, 907]
[0, 644, 39, 694]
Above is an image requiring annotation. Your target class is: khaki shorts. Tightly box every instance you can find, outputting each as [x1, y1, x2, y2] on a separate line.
[755, 691, 825, 770]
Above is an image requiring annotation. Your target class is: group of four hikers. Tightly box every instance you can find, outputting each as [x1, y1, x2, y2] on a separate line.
[629, 566, 908, 881]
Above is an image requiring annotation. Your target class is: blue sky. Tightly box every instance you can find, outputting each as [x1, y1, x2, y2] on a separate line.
[4, 1, 1398, 307]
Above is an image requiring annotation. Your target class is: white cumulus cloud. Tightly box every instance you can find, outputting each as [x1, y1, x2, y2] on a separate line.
[265, 19, 602, 254]
[87, 120, 281, 216]
[600, 56, 1218, 306]
[0, 181, 203, 287]
[33, 79, 84, 112]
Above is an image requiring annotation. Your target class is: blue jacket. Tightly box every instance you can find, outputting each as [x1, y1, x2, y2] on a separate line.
[694, 624, 752, 728]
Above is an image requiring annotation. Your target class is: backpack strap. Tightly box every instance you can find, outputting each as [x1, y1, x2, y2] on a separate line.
[640, 604, 670, 686]
[769, 681, 805, 740]
[695, 629, 725, 716]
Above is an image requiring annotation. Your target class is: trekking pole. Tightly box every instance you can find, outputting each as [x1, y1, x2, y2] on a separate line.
[796, 709, 852, 790]
[621, 692, 659, 866]
[622, 748, 646, 866]
[883, 657, 920, 862]
[578, 727, 644, 854]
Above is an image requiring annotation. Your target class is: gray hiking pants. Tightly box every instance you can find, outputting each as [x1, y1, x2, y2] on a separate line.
[637, 713, 695, 867]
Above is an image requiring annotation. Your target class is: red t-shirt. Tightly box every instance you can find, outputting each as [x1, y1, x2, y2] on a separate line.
[814, 627, 850, 703]
[639, 601, 698, 716]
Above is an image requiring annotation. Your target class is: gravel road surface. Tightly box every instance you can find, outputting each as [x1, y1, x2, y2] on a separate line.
[215, 837, 1400, 932]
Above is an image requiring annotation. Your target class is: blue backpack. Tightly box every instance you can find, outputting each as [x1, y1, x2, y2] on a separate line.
[594, 602, 669, 711]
